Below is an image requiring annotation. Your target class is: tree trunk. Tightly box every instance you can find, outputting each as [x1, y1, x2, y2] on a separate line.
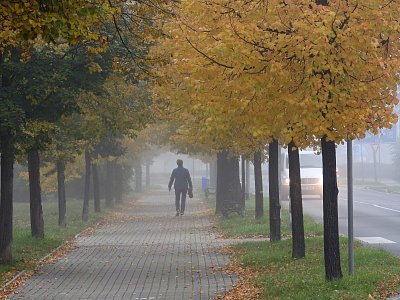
[254, 151, 264, 219]
[245, 160, 250, 199]
[321, 136, 342, 280]
[0, 129, 14, 263]
[57, 159, 67, 227]
[268, 139, 281, 242]
[92, 163, 101, 213]
[216, 150, 242, 216]
[135, 161, 142, 193]
[115, 163, 123, 203]
[82, 151, 91, 222]
[288, 141, 305, 259]
[145, 160, 150, 188]
[314, 0, 342, 280]
[105, 160, 114, 208]
[28, 149, 44, 238]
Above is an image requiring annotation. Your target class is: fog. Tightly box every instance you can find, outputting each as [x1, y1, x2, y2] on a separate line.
[148, 134, 399, 197]
[149, 152, 209, 188]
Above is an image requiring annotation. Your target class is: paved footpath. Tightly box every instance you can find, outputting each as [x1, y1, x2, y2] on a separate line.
[10, 191, 238, 300]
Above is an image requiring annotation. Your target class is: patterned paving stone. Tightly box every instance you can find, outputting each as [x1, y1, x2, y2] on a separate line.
[9, 191, 238, 300]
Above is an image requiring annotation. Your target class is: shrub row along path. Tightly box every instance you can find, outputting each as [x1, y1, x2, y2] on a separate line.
[9, 189, 242, 300]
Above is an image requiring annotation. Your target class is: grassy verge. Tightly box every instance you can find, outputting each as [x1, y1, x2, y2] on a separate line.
[211, 196, 322, 238]
[338, 178, 400, 194]
[366, 185, 400, 194]
[0, 196, 137, 287]
[368, 185, 400, 194]
[210, 196, 400, 299]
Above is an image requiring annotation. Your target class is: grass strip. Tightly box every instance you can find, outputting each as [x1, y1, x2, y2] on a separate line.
[210, 196, 400, 299]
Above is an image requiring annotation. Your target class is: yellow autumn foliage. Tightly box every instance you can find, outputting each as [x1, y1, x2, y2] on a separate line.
[152, 0, 400, 152]
[19, 155, 84, 194]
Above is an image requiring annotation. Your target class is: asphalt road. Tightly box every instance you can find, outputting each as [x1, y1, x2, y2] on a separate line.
[289, 186, 400, 256]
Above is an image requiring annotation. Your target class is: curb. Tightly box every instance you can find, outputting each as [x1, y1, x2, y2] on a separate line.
[0, 271, 26, 293]
[362, 185, 400, 195]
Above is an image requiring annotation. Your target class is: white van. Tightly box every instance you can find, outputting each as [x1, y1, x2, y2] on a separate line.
[280, 150, 323, 200]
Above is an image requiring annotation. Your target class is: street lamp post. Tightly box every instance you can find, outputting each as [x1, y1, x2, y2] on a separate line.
[347, 139, 354, 275]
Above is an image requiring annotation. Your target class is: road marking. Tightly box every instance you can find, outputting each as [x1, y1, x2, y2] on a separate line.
[355, 201, 400, 213]
[356, 237, 396, 244]
[372, 204, 400, 213]
[354, 200, 369, 205]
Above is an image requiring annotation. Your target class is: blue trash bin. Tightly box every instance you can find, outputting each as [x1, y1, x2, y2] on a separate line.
[201, 176, 209, 192]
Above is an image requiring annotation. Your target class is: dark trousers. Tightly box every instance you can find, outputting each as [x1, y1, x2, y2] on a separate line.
[175, 189, 187, 213]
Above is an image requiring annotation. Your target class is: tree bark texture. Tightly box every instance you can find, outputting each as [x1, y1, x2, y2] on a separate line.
[82, 151, 91, 222]
[254, 151, 264, 219]
[57, 159, 67, 227]
[288, 142, 305, 259]
[268, 139, 281, 242]
[105, 160, 114, 208]
[216, 150, 243, 217]
[321, 136, 343, 280]
[0, 129, 14, 263]
[28, 149, 44, 238]
[92, 163, 101, 213]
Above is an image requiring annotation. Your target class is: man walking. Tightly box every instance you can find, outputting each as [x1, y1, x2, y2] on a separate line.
[168, 159, 193, 216]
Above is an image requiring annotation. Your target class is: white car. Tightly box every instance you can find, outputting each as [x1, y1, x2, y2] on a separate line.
[280, 150, 323, 200]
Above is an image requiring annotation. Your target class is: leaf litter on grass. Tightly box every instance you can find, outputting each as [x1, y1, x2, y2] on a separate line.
[214, 245, 262, 300]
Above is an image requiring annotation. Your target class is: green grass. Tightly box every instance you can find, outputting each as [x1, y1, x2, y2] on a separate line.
[0, 197, 135, 286]
[210, 196, 400, 299]
[237, 238, 400, 299]
[210, 196, 322, 238]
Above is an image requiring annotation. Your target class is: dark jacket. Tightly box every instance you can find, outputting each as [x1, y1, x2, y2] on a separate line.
[168, 166, 193, 190]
